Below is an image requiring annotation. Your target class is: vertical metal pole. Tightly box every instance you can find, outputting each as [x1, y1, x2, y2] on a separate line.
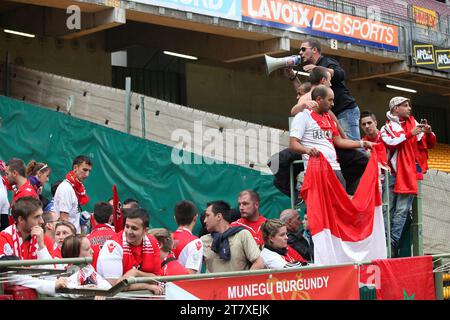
[125, 77, 131, 134]
[434, 259, 444, 300]
[411, 181, 423, 256]
[5, 52, 11, 97]
[383, 170, 391, 258]
[290, 162, 295, 209]
[140, 96, 146, 139]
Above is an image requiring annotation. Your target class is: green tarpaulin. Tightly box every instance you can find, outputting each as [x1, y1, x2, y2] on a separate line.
[0, 96, 290, 233]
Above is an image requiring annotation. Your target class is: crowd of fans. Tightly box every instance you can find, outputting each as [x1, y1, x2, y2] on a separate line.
[0, 154, 313, 297]
[0, 39, 437, 298]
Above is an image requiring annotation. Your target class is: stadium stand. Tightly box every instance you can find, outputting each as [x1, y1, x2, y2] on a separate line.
[428, 144, 450, 173]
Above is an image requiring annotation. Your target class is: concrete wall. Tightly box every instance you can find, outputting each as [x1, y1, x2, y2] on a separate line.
[186, 63, 297, 130]
[186, 62, 450, 141]
[0, 32, 112, 86]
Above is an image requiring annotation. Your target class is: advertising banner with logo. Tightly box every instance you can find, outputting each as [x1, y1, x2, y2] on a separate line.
[412, 6, 438, 30]
[132, 0, 242, 21]
[412, 41, 450, 72]
[166, 265, 359, 300]
[241, 0, 399, 51]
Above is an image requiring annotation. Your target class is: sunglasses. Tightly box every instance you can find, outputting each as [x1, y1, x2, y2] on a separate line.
[300, 47, 312, 52]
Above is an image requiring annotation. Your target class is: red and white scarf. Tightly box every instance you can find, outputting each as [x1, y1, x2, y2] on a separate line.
[3, 224, 38, 260]
[65, 171, 89, 206]
[121, 231, 156, 273]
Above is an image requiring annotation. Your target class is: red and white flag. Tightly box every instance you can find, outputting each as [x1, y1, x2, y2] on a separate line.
[300, 152, 387, 266]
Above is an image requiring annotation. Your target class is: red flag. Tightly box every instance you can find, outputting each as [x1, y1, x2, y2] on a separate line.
[373, 256, 436, 300]
[112, 185, 123, 233]
[300, 152, 386, 265]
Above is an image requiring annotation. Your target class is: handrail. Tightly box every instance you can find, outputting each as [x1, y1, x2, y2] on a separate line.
[55, 253, 450, 298]
[0, 257, 92, 267]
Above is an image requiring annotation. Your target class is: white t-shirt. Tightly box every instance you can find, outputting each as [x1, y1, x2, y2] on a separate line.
[290, 109, 340, 170]
[0, 178, 10, 215]
[261, 248, 303, 270]
[96, 239, 123, 280]
[54, 180, 80, 233]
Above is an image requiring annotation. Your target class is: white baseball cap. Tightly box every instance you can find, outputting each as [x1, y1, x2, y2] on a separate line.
[389, 97, 410, 110]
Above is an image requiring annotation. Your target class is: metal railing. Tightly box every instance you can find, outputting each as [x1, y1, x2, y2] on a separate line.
[52, 253, 450, 300]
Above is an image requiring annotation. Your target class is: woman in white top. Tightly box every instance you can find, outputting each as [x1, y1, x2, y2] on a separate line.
[260, 219, 307, 270]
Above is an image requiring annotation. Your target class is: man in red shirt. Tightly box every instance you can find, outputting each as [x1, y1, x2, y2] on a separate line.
[172, 200, 203, 274]
[380, 97, 436, 256]
[87, 201, 118, 269]
[5, 158, 38, 204]
[149, 228, 189, 276]
[0, 197, 54, 260]
[360, 111, 388, 168]
[96, 208, 163, 294]
[231, 190, 267, 246]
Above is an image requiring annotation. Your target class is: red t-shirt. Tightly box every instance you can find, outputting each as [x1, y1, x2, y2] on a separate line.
[12, 180, 38, 204]
[117, 231, 161, 275]
[161, 253, 189, 276]
[0, 232, 54, 259]
[87, 224, 119, 269]
[286, 245, 307, 263]
[363, 131, 388, 167]
[231, 215, 267, 246]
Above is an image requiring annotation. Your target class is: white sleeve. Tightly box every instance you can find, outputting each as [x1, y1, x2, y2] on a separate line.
[54, 183, 75, 214]
[380, 126, 407, 147]
[37, 247, 53, 261]
[0, 180, 9, 215]
[261, 249, 288, 270]
[96, 240, 123, 280]
[8, 275, 56, 296]
[290, 112, 308, 140]
[182, 239, 203, 272]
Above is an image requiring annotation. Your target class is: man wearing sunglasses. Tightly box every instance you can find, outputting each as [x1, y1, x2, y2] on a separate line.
[294, 39, 361, 142]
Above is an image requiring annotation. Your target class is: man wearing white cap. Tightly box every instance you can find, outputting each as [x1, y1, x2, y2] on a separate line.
[380, 97, 436, 256]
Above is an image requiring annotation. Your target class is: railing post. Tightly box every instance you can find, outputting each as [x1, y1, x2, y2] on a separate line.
[411, 180, 423, 256]
[141, 95, 146, 139]
[125, 77, 131, 134]
[383, 171, 392, 258]
[290, 162, 295, 209]
[434, 259, 444, 300]
[5, 52, 11, 97]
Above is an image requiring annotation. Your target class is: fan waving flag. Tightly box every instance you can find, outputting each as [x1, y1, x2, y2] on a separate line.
[112, 185, 124, 233]
[300, 152, 387, 266]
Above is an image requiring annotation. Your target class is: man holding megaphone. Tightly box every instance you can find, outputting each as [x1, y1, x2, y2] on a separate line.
[288, 39, 361, 141]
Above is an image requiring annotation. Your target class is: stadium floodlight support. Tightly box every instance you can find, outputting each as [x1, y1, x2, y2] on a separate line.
[3, 29, 35, 38]
[163, 51, 198, 60]
[386, 84, 417, 93]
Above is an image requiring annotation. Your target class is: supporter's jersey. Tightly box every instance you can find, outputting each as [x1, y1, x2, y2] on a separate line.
[290, 109, 340, 170]
[12, 180, 38, 204]
[0, 232, 54, 259]
[286, 245, 307, 263]
[172, 227, 203, 272]
[230, 215, 267, 246]
[96, 231, 161, 280]
[87, 224, 119, 269]
[161, 253, 190, 276]
[363, 131, 388, 167]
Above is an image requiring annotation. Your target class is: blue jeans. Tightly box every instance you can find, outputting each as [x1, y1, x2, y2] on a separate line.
[383, 174, 415, 251]
[337, 105, 361, 141]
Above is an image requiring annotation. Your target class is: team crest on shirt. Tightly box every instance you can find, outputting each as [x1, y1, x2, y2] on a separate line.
[107, 242, 116, 253]
[3, 244, 13, 256]
[195, 240, 202, 251]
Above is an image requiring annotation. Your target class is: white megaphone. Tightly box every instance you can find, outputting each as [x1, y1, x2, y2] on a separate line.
[265, 54, 302, 75]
